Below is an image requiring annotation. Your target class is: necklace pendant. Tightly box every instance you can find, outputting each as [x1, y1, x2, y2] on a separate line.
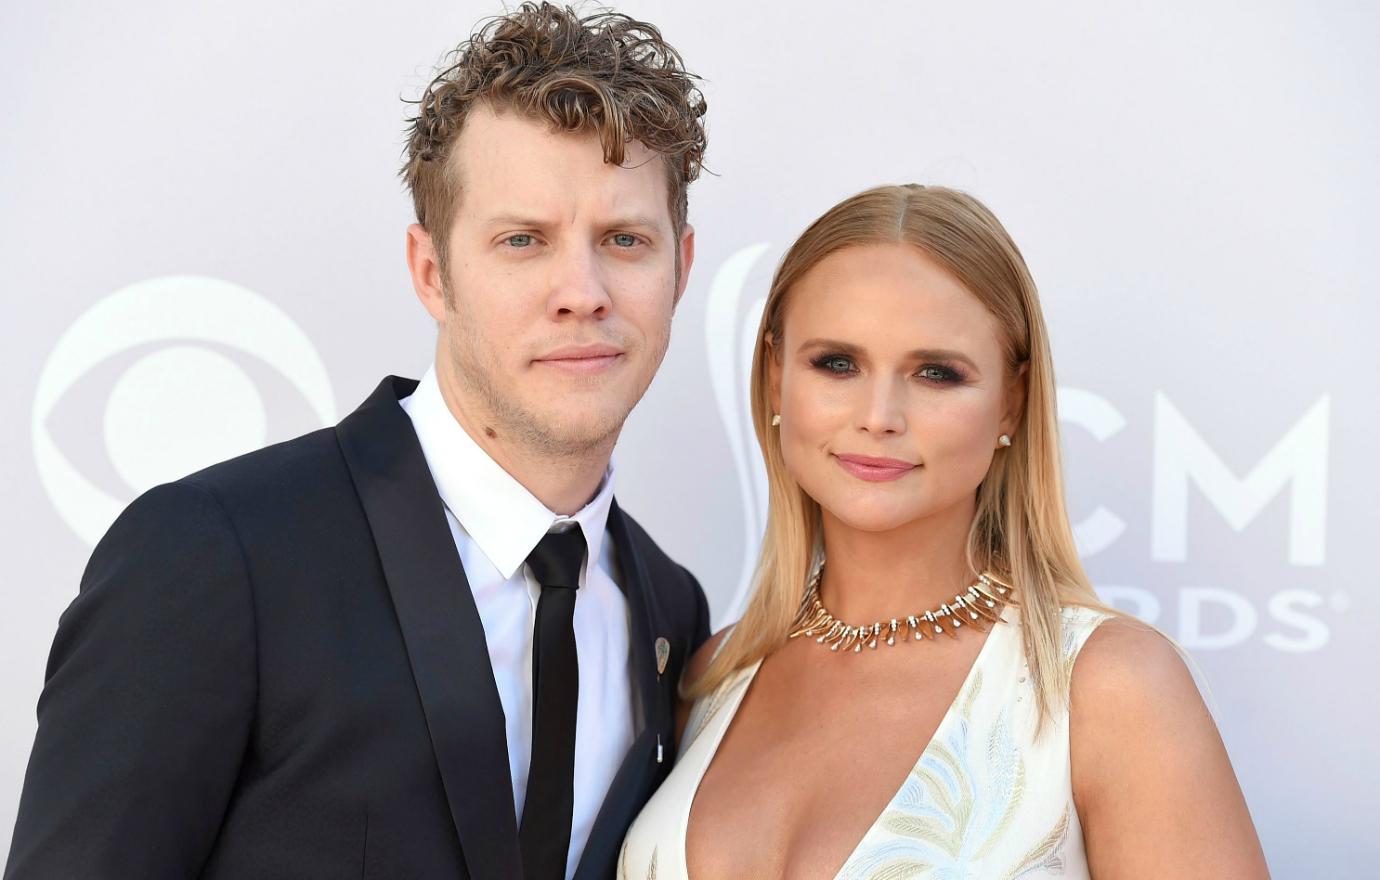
[943, 603, 962, 629]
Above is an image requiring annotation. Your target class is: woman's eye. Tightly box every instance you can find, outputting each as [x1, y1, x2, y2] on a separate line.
[505, 234, 535, 248]
[610, 233, 640, 248]
[918, 365, 959, 382]
[813, 355, 855, 374]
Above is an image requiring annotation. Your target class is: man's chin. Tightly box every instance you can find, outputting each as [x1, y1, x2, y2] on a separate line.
[518, 407, 627, 455]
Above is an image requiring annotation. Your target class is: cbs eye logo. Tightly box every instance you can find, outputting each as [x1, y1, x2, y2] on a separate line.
[32, 276, 336, 546]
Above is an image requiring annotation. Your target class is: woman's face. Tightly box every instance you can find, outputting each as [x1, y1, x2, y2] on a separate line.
[769, 242, 1025, 534]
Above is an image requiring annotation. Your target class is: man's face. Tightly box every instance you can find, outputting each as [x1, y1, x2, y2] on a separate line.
[425, 104, 693, 458]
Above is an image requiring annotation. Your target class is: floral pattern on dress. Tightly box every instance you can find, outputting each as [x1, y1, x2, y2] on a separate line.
[837, 669, 1070, 880]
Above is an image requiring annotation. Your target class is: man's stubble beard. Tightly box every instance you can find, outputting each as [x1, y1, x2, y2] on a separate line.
[442, 308, 672, 460]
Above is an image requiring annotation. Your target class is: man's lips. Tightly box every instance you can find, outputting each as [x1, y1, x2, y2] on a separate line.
[534, 344, 625, 374]
[833, 453, 919, 482]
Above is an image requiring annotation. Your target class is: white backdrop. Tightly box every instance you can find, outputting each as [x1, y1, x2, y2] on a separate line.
[3, 1, 1376, 875]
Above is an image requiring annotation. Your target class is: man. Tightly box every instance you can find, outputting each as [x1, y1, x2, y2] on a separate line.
[5, 4, 710, 877]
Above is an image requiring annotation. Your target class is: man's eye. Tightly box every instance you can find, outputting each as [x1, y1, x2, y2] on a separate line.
[505, 234, 535, 248]
[610, 233, 640, 248]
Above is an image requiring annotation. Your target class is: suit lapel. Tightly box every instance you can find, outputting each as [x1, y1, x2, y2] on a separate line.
[574, 500, 674, 880]
[336, 376, 523, 880]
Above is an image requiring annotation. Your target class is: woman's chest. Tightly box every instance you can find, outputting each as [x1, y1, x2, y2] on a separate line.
[685, 649, 983, 879]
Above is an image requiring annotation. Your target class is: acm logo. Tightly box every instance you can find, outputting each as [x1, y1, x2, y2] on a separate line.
[32, 276, 336, 546]
[705, 245, 1337, 653]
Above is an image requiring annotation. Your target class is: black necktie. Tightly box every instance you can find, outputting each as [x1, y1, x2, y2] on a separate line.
[519, 527, 586, 880]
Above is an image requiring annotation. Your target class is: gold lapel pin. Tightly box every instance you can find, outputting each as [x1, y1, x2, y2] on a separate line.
[655, 637, 670, 678]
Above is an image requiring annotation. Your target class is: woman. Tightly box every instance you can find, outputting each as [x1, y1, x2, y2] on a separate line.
[620, 185, 1268, 878]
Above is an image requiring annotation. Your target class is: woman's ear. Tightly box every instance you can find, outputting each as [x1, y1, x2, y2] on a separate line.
[1001, 360, 1029, 438]
[766, 332, 783, 416]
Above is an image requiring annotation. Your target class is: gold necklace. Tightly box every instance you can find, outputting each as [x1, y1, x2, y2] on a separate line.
[788, 565, 1013, 653]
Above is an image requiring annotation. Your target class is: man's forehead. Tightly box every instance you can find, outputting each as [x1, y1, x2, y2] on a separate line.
[447, 104, 671, 216]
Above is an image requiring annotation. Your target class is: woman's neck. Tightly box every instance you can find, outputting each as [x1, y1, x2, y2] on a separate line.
[817, 495, 980, 623]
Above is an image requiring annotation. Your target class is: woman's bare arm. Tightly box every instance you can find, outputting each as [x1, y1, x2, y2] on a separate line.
[1071, 618, 1270, 879]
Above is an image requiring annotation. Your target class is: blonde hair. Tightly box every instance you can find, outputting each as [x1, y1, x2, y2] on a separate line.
[689, 184, 1118, 726]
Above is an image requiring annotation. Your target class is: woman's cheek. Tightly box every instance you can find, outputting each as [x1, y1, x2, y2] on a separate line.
[912, 405, 999, 486]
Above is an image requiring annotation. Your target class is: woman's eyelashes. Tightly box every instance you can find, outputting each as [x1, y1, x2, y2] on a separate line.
[807, 353, 966, 384]
[917, 364, 965, 384]
[810, 353, 857, 375]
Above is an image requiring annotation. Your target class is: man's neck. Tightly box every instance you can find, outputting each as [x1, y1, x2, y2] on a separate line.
[433, 367, 614, 516]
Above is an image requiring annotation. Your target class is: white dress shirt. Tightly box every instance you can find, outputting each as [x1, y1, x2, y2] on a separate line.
[400, 366, 633, 880]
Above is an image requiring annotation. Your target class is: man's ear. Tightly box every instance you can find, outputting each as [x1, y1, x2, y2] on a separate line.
[672, 223, 696, 308]
[406, 223, 446, 322]
[1000, 360, 1030, 438]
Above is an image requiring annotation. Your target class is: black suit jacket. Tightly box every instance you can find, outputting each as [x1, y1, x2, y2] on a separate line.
[5, 376, 711, 879]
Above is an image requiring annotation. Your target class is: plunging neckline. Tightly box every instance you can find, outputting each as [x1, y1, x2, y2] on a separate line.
[677, 604, 1015, 880]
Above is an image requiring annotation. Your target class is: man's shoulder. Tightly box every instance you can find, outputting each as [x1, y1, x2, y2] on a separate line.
[178, 424, 347, 499]
[92, 424, 366, 577]
[101, 425, 360, 548]
[172, 373, 414, 502]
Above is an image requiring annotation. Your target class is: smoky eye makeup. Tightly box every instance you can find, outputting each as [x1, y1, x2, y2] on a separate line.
[808, 353, 857, 375]
[806, 353, 968, 384]
[917, 363, 967, 384]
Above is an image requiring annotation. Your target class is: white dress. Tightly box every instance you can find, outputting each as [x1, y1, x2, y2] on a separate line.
[618, 604, 1110, 879]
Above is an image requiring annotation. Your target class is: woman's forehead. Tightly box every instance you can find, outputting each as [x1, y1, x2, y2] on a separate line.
[782, 244, 1004, 352]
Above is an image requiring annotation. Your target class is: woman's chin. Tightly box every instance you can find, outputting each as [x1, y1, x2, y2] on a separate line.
[821, 499, 926, 534]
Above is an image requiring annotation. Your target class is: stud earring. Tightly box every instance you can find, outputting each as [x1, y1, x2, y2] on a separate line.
[998, 434, 1012, 447]
[771, 414, 782, 427]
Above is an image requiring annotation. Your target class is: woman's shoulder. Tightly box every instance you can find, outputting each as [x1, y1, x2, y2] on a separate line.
[1069, 613, 1190, 701]
[1067, 614, 1207, 763]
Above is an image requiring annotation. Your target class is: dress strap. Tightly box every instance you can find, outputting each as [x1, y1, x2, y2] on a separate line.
[1061, 605, 1114, 663]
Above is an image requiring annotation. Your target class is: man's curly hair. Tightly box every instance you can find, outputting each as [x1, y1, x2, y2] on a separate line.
[401, 2, 708, 271]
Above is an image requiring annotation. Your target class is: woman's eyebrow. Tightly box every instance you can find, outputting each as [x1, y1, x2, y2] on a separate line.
[797, 338, 862, 356]
[908, 348, 980, 372]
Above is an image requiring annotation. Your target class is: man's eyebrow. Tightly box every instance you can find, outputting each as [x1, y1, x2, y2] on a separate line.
[797, 338, 981, 372]
[483, 214, 558, 229]
[480, 214, 665, 232]
[605, 216, 664, 231]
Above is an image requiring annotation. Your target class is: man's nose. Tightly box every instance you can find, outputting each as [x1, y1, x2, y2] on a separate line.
[546, 245, 612, 319]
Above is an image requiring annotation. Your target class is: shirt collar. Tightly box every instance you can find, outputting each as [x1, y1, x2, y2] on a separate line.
[399, 365, 614, 582]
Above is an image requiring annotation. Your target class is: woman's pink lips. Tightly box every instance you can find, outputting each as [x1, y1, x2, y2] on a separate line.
[833, 453, 918, 482]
